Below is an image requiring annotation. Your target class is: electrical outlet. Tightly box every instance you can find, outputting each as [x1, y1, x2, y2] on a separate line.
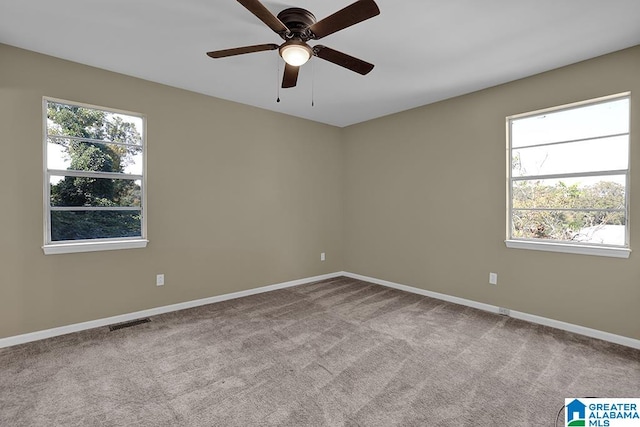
[489, 272, 498, 285]
[320, 252, 326, 261]
[156, 274, 165, 286]
[498, 307, 510, 316]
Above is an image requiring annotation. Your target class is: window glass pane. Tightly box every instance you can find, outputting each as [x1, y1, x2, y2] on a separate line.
[512, 209, 625, 246]
[51, 210, 142, 241]
[46, 102, 143, 146]
[47, 138, 143, 175]
[50, 177, 142, 207]
[512, 135, 628, 177]
[512, 176, 625, 210]
[512, 98, 629, 148]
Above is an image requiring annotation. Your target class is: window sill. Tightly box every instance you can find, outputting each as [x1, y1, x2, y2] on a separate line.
[505, 240, 630, 259]
[43, 239, 148, 255]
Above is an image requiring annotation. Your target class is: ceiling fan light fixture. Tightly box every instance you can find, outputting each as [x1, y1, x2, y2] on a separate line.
[206, 0, 380, 88]
[279, 41, 312, 66]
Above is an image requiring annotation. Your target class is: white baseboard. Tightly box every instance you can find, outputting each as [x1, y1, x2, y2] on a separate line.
[342, 271, 640, 350]
[0, 272, 343, 349]
[3, 271, 638, 350]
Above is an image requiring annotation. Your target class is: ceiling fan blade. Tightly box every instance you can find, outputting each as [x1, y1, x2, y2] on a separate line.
[236, 0, 289, 34]
[313, 45, 374, 75]
[282, 63, 299, 88]
[206, 43, 279, 58]
[309, 0, 380, 40]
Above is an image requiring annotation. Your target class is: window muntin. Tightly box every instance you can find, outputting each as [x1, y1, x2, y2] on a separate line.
[507, 94, 630, 251]
[43, 98, 146, 252]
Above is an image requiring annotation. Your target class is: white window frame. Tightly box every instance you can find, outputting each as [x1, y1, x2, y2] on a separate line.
[42, 97, 148, 255]
[505, 93, 631, 259]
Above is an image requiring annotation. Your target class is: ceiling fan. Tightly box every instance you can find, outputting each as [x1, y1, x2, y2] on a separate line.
[207, 0, 380, 88]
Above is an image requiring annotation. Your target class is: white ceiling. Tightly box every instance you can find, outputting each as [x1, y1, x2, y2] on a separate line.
[2, 1, 640, 127]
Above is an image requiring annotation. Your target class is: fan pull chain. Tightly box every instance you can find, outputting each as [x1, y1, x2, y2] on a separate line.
[276, 57, 281, 103]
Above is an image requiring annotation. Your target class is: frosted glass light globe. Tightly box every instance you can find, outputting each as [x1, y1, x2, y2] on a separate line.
[280, 43, 311, 66]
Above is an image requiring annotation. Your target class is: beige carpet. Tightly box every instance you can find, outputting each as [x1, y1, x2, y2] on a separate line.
[1, 276, 638, 426]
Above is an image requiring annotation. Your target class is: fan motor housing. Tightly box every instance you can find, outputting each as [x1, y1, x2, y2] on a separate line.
[277, 8, 316, 34]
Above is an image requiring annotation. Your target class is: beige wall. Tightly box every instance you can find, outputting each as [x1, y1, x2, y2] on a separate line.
[0, 44, 344, 339]
[2, 43, 639, 342]
[343, 45, 640, 340]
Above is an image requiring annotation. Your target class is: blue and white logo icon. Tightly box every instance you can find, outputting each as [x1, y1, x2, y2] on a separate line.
[566, 399, 587, 426]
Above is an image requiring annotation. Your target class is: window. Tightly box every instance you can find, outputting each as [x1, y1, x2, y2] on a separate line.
[43, 98, 147, 254]
[506, 93, 630, 258]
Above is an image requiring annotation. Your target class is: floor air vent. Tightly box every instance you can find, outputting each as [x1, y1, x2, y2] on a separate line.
[108, 318, 151, 331]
